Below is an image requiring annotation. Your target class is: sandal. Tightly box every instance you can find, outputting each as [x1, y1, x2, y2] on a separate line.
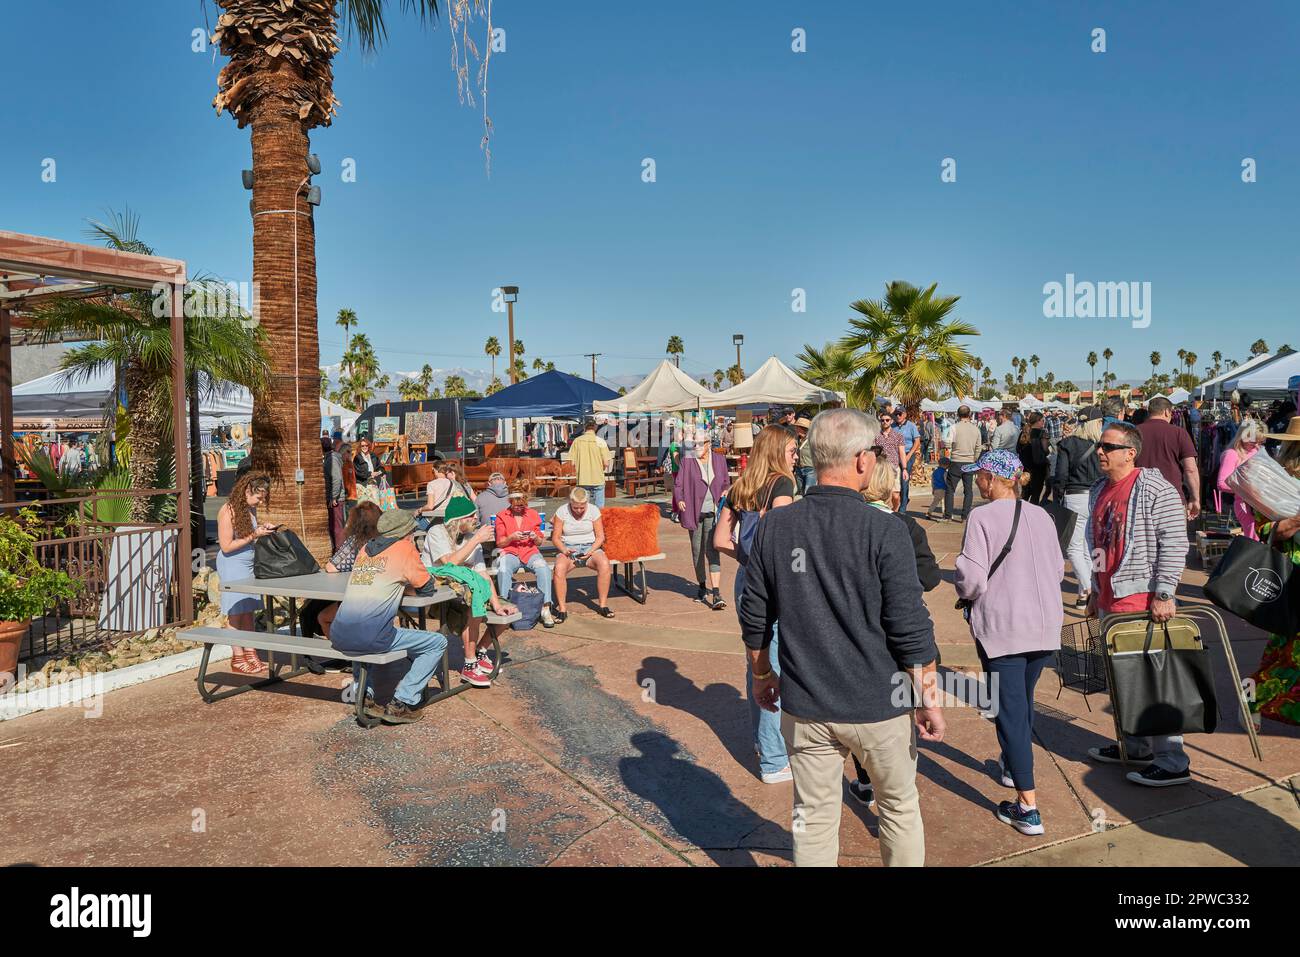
[596, 606, 615, 619]
[553, 609, 568, 624]
[231, 649, 265, 675]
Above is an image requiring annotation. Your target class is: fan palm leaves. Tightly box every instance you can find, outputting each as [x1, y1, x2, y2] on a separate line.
[840, 281, 978, 414]
[796, 340, 868, 407]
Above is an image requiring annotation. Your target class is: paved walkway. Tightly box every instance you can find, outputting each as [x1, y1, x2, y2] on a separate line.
[4, 494, 1298, 866]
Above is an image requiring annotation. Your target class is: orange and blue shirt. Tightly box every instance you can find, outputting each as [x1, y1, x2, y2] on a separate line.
[330, 537, 431, 651]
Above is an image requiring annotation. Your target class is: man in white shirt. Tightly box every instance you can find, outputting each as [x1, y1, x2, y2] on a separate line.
[991, 409, 1020, 451]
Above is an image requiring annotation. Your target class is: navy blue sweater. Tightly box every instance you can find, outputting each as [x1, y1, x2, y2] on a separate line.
[738, 485, 938, 724]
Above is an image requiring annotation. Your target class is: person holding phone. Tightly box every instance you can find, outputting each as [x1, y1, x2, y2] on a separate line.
[494, 485, 555, 627]
[217, 472, 277, 674]
[552, 486, 614, 622]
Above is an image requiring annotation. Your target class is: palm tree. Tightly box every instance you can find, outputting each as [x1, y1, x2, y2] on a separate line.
[417, 363, 434, 395]
[841, 281, 978, 417]
[666, 335, 684, 368]
[1087, 351, 1098, 397]
[484, 337, 500, 381]
[1250, 339, 1269, 357]
[32, 212, 269, 522]
[210, 0, 490, 555]
[1102, 348, 1113, 384]
[397, 379, 424, 401]
[1150, 351, 1161, 385]
[532, 357, 546, 372]
[712, 369, 725, 390]
[1184, 351, 1198, 388]
[726, 364, 745, 386]
[1029, 354, 1040, 388]
[796, 341, 865, 406]
[1211, 350, 1223, 376]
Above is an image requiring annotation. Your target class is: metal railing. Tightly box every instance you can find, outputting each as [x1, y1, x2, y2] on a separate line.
[2, 488, 187, 663]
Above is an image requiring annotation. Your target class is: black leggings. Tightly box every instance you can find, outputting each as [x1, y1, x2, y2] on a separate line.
[1025, 466, 1048, 504]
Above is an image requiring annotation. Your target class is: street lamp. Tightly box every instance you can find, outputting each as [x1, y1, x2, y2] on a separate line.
[732, 333, 744, 377]
[501, 285, 519, 383]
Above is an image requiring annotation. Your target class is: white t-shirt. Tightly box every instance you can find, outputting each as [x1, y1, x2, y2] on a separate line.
[556, 503, 600, 546]
[421, 522, 486, 572]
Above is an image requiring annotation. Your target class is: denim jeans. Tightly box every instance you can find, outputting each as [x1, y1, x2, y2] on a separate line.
[1123, 733, 1189, 773]
[977, 643, 1054, 791]
[496, 551, 553, 604]
[795, 466, 816, 495]
[899, 468, 911, 513]
[337, 626, 448, 708]
[1063, 492, 1092, 596]
[582, 483, 605, 508]
[737, 571, 788, 775]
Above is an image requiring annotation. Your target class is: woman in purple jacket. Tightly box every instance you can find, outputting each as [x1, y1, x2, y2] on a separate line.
[675, 426, 732, 610]
[955, 450, 1064, 836]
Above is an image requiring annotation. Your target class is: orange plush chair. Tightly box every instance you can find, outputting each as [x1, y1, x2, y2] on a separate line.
[601, 504, 660, 563]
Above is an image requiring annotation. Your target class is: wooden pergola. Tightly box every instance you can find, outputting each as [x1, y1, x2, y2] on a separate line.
[0, 229, 193, 618]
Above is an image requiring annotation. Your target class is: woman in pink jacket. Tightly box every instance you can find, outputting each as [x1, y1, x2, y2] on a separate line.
[1216, 420, 1262, 540]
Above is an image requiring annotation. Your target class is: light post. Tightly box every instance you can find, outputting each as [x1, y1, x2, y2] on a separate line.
[502, 285, 519, 383]
[732, 333, 744, 378]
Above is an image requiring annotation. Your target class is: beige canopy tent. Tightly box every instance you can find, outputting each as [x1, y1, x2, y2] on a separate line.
[592, 359, 714, 413]
[703, 355, 842, 408]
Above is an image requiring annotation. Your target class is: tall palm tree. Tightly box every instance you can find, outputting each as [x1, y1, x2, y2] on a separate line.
[210, 0, 489, 555]
[1029, 354, 1040, 388]
[1184, 351, 1198, 387]
[1087, 351, 1098, 397]
[1150, 351, 1162, 383]
[32, 212, 269, 522]
[484, 336, 500, 381]
[397, 379, 424, 401]
[666, 335, 684, 368]
[1211, 350, 1223, 377]
[1250, 339, 1269, 357]
[417, 363, 434, 395]
[841, 281, 978, 417]
[712, 369, 725, 390]
[532, 357, 546, 372]
[796, 341, 865, 406]
[1102, 348, 1113, 384]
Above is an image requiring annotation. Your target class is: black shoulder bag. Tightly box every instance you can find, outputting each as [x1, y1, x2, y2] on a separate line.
[955, 498, 1022, 618]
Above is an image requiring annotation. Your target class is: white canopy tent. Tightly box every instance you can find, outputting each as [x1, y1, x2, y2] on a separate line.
[1197, 353, 1273, 399]
[1150, 387, 1191, 405]
[1218, 351, 1300, 399]
[702, 356, 842, 408]
[592, 359, 714, 413]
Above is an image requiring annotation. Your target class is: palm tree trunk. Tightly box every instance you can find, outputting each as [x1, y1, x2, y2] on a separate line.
[247, 107, 330, 558]
[124, 363, 164, 524]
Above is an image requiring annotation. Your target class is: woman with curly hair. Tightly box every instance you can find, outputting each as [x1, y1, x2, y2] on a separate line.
[216, 472, 276, 674]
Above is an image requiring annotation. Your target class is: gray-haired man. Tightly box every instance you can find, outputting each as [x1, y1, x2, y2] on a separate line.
[739, 408, 943, 866]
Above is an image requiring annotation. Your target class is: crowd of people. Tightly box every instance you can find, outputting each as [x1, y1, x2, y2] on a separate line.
[216, 390, 1300, 862]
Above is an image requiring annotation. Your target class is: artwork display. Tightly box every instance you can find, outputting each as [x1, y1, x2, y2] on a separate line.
[406, 411, 438, 446]
[373, 416, 401, 442]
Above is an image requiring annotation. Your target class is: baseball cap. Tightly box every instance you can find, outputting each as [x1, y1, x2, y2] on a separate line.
[961, 449, 1024, 478]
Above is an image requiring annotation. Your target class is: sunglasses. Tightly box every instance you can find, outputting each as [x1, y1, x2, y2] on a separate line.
[1099, 442, 1133, 453]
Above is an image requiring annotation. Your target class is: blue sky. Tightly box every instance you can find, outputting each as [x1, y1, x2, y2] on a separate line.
[2, 0, 1297, 390]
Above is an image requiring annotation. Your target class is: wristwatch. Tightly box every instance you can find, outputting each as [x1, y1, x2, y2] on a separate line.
[1155, 590, 1173, 602]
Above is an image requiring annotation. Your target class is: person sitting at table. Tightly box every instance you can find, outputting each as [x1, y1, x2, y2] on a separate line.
[424, 461, 476, 521]
[476, 471, 511, 526]
[422, 497, 518, 687]
[299, 502, 382, 657]
[494, 485, 556, 628]
[552, 486, 615, 623]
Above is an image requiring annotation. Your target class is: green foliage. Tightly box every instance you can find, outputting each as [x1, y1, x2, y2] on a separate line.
[0, 509, 82, 622]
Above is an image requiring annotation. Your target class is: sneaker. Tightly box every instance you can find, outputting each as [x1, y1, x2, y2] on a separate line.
[475, 650, 499, 679]
[460, 661, 492, 688]
[379, 698, 424, 724]
[996, 800, 1044, 835]
[539, 607, 555, 628]
[760, 765, 793, 785]
[694, 585, 708, 604]
[996, 760, 1015, 789]
[1088, 744, 1153, 765]
[1126, 764, 1192, 788]
[848, 779, 876, 806]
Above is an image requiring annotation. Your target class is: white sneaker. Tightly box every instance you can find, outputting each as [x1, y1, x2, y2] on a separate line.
[539, 607, 555, 628]
[761, 766, 793, 784]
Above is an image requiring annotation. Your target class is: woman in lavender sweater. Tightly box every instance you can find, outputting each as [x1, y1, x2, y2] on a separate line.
[954, 450, 1064, 836]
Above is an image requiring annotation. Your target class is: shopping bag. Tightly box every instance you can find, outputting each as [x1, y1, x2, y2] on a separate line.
[1108, 619, 1218, 736]
[377, 481, 398, 512]
[1038, 500, 1077, 557]
[254, 528, 322, 579]
[1203, 533, 1300, 636]
[508, 583, 544, 631]
[356, 483, 381, 507]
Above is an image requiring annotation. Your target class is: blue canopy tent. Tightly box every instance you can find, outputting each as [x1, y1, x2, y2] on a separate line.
[466, 370, 619, 420]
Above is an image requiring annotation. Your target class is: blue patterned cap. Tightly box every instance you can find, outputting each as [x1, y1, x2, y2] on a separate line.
[961, 449, 1024, 478]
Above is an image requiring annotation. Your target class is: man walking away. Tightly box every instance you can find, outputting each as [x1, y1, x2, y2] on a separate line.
[740, 408, 943, 866]
[895, 408, 921, 515]
[569, 418, 612, 508]
[944, 405, 982, 522]
[1136, 396, 1201, 520]
[794, 417, 815, 494]
[991, 408, 1019, 451]
[1085, 421, 1192, 786]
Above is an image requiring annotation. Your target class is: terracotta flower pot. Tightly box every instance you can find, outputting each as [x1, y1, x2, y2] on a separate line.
[0, 619, 29, 679]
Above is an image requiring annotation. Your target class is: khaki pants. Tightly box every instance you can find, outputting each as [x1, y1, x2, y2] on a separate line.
[782, 710, 924, 867]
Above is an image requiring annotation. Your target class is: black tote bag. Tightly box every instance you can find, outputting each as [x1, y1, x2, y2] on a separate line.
[254, 528, 321, 579]
[1038, 500, 1077, 556]
[1203, 533, 1299, 636]
[1110, 621, 1218, 737]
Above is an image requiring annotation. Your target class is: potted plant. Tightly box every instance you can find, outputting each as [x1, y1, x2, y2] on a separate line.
[0, 508, 82, 680]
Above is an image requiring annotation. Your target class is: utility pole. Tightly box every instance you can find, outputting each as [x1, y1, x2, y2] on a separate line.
[501, 286, 519, 384]
[584, 353, 602, 382]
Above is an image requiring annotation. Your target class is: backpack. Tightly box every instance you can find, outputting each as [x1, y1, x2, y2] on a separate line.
[732, 478, 779, 567]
